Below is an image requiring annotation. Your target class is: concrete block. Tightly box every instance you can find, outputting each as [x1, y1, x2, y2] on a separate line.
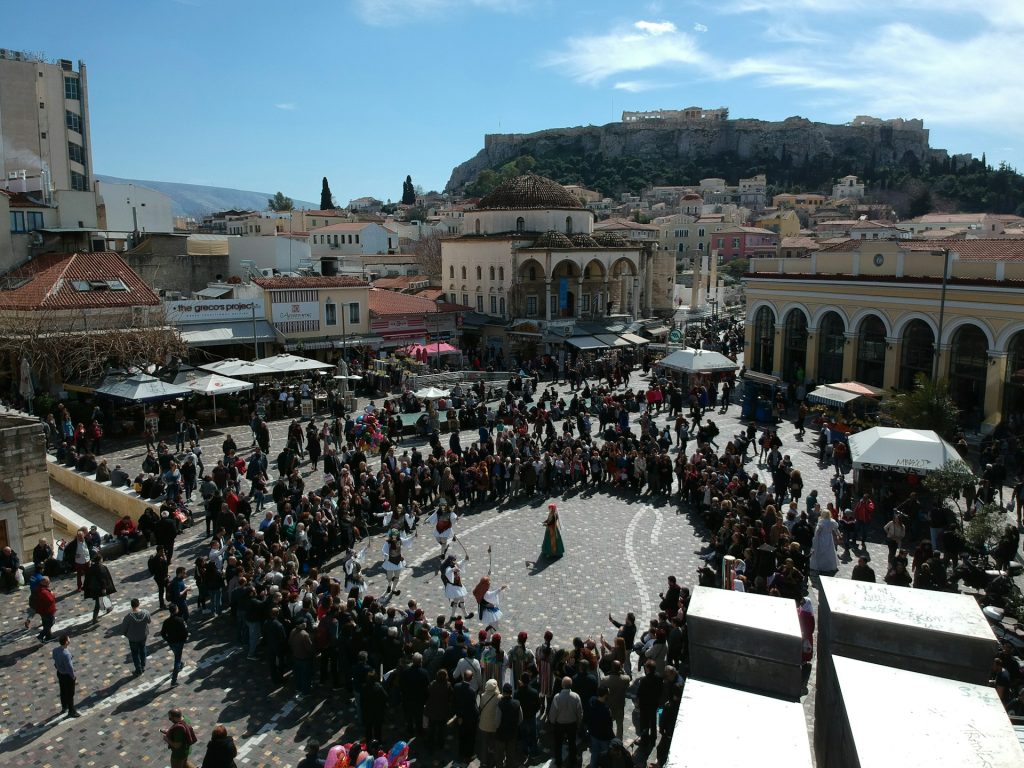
[666, 678, 811, 768]
[686, 587, 803, 699]
[824, 656, 1024, 768]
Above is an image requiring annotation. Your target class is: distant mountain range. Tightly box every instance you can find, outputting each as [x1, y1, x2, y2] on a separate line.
[95, 175, 316, 218]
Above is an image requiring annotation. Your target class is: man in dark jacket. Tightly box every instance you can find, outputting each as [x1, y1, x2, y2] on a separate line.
[160, 604, 189, 685]
[453, 669, 480, 765]
[264, 606, 288, 685]
[82, 555, 116, 624]
[361, 670, 388, 742]
[588, 686, 615, 768]
[399, 652, 431, 737]
[155, 510, 179, 559]
[515, 672, 541, 758]
[636, 660, 663, 746]
[494, 682, 522, 768]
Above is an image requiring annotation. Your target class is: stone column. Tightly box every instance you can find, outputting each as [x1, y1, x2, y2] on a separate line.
[984, 350, 1008, 430]
[632, 278, 640, 320]
[690, 255, 702, 310]
[883, 337, 902, 392]
[744, 322, 755, 362]
[773, 323, 786, 379]
[603, 276, 610, 316]
[544, 281, 552, 322]
[576, 277, 584, 319]
[842, 332, 858, 381]
[934, 343, 951, 382]
[804, 327, 820, 384]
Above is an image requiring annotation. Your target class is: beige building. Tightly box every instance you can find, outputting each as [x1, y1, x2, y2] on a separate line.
[0, 49, 92, 195]
[252, 275, 371, 356]
[753, 209, 801, 239]
[772, 193, 827, 212]
[744, 237, 1024, 431]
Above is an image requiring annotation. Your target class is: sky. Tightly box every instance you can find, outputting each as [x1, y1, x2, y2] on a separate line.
[5, 0, 1022, 205]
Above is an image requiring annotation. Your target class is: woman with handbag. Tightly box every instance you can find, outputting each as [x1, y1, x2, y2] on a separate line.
[82, 554, 116, 624]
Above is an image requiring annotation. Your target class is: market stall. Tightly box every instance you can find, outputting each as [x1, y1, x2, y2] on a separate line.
[848, 427, 967, 476]
[172, 370, 253, 425]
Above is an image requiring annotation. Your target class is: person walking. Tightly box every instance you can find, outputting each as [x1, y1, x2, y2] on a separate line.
[161, 604, 190, 686]
[161, 707, 198, 768]
[547, 676, 583, 768]
[477, 678, 501, 768]
[83, 554, 116, 624]
[148, 546, 170, 610]
[122, 598, 152, 676]
[32, 576, 58, 641]
[588, 686, 615, 768]
[199, 724, 238, 768]
[453, 669, 480, 767]
[167, 566, 191, 622]
[53, 633, 80, 718]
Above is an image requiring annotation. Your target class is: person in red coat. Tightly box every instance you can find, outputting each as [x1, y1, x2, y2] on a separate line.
[33, 577, 58, 640]
[853, 493, 875, 549]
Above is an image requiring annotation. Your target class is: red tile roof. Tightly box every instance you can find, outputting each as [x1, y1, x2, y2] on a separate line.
[817, 237, 1024, 261]
[369, 288, 469, 316]
[312, 222, 377, 233]
[1, 190, 51, 209]
[253, 275, 369, 289]
[0, 251, 160, 310]
[371, 275, 430, 289]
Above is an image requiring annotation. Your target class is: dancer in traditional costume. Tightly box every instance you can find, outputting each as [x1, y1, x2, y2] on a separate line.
[343, 546, 367, 597]
[374, 502, 416, 535]
[381, 528, 414, 597]
[472, 575, 508, 630]
[541, 503, 565, 559]
[440, 554, 471, 618]
[426, 502, 458, 558]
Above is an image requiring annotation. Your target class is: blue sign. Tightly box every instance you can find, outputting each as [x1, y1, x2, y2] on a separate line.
[559, 278, 568, 310]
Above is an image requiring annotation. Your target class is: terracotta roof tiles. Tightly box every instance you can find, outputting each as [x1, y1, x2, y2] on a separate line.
[253, 275, 369, 289]
[0, 251, 160, 310]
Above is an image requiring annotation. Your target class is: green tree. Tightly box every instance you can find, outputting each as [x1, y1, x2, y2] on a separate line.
[320, 176, 335, 210]
[267, 191, 294, 211]
[879, 374, 960, 440]
[923, 459, 977, 529]
[402, 175, 416, 205]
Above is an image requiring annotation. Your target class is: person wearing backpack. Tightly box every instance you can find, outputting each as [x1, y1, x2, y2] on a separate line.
[162, 707, 198, 768]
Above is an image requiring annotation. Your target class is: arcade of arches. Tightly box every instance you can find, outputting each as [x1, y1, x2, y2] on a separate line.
[746, 305, 1024, 430]
[513, 252, 644, 321]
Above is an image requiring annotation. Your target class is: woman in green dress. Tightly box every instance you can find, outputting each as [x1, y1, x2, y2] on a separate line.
[541, 503, 565, 559]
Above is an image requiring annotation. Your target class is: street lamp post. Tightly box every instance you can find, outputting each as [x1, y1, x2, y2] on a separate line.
[932, 248, 951, 382]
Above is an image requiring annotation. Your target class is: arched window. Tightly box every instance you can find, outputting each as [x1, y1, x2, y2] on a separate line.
[461, 266, 467, 279]
[516, 217, 525, 233]
[565, 216, 573, 234]
[1004, 331, 1024, 419]
[949, 325, 989, 424]
[449, 265, 454, 278]
[474, 219, 480, 234]
[498, 266, 504, 281]
[855, 315, 887, 388]
[528, 266, 536, 281]
[782, 310, 808, 383]
[499, 297, 505, 316]
[476, 266, 482, 280]
[751, 306, 775, 374]
[818, 312, 845, 383]
[489, 266, 495, 280]
[899, 320, 935, 390]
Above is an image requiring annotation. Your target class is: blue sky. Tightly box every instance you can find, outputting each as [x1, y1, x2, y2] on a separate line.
[6, 0, 1021, 204]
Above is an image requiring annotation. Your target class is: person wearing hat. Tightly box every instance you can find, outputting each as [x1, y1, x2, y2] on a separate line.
[541, 503, 564, 559]
[507, 631, 534, 685]
[851, 555, 877, 583]
[381, 528, 414, 597]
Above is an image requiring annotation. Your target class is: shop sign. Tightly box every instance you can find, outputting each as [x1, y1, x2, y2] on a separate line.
[271, 301, 319, 323]
[166, 298, 265, 324]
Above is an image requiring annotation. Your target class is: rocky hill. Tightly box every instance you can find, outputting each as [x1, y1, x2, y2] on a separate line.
[448, 114, 949, 196]
[95, 175, 316, 218]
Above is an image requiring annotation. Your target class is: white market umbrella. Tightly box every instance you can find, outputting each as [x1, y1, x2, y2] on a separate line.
[199, 358, 280, 377]
[807, 385, 865, 408]
[96, 373, 192, 404]
[658, 347, 738, 374]
[414, 386, 450, 400]
[172, 371, 253, 425]
[257, 353, 335, 373]
[848, 427, 967, 475]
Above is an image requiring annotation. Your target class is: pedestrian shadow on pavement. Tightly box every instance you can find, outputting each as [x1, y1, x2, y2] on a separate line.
[0, 642, 42, 668]
[526, 556, 558, 576]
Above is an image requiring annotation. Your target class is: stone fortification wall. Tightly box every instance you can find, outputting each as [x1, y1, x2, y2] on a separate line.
[0, 413, 53, 558]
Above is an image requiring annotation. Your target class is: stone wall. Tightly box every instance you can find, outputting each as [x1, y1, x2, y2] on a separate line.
[0, 413, 53, 558]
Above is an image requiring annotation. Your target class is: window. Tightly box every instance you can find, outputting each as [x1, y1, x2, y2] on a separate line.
[499, 266, 504, 281]
[698, 228, 705, 237]
[462, 293, 469, 306]
[474, 219, 480, 234]
[476, 266, 482, 280]
[348, 302, 360, 324]
[65, 110, 81, 133]
[526, 296, 538, 316]
[27, 211, 43, 229]
[355, 234, 360, 244]
[325, 301, 337, 326]
[550, 294, 558, 317]
[449, 265, 454, 278]
[697, 242, 704, 251]
[565, 216, 573, 234]
[516, 217, 525, 232]
[461, 266, 467, 279]
[489, 266, 495, 280]
[490, 296, 497, 314]
[716, 238, 723, 248]
[499, 297, 505, 315]
[581, 294, 591, 312]
[64, 76, 80, 100]
[10, 211, 26, 233]
[40, 131, 46, 139]
[477, 295, 484, 312]
[68, 142, 84, 164]
[732, 238, 740, 248]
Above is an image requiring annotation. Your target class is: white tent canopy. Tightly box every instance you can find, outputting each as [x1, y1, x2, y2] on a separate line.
[658, 347, 738, 374]
[172, 371, 254, 396]
[848, 427, 968, 475]
[414, 386, 450, 400]
[95, 374, 192, 403]
[199, 358, 280, 377]
[807, 385, 864, 407]
[256, 353, 334, 373]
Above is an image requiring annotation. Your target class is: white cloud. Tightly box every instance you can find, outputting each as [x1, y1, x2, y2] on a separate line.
[546, 21, 706, 85]
[693, 23, 708, 32]
[635, 20, 677, 35]
[546, 9, 1024, 129]
[274, 103, 297, 111]
[355, 0, 527, 26]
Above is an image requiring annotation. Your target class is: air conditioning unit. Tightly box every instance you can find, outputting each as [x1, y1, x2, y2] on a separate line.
[0, 50, 7, 60]
[13, 51, 22, 60]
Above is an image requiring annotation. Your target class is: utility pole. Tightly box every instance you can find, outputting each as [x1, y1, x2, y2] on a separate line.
[932, 248, 950, 381]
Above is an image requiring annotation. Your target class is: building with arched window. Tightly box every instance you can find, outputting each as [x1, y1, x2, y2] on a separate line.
[442, 174, 674, 325]
[744, 237, 1024, 432]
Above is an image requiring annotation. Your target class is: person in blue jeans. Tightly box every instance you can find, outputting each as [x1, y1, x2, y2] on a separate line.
[160, 604, 189, 686]
[166, 567, 190, 622]
[121, 598, 152, 676]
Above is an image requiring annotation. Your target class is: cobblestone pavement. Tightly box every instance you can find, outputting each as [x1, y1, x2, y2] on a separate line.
[1, 369, 1015, 767]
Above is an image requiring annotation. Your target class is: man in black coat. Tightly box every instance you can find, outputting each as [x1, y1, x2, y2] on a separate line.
[264, 606, 288, 686]
[453, 669, 479, 765]
[399, 652, 431, 737]
[155, 510, 179, 559]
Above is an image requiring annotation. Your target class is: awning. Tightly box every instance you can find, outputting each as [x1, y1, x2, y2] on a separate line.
[567, 336, 608, 351]
[179, 320, 276, 347]
[196, 286, 232, 299]
[594, 333, 631, 348]
[335, 335, 384, 349]
[285, 340, 333, 351]
[645, 325, 671, 337]
[807, 385, 864, 408]
[620, 332, 651, 346]
[831, 380, 885, 398]
[848, 427, 969, 475]
[659, 347, 738, 374]
[742, 370, 781, 386]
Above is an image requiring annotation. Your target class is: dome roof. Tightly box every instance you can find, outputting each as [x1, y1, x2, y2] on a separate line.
[531, 230, 574, 249]
[593, 231, 628, 247]
[570, 233, 601, 248]
[477, 173, 584, 211]
[681, 192, 702, 201]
